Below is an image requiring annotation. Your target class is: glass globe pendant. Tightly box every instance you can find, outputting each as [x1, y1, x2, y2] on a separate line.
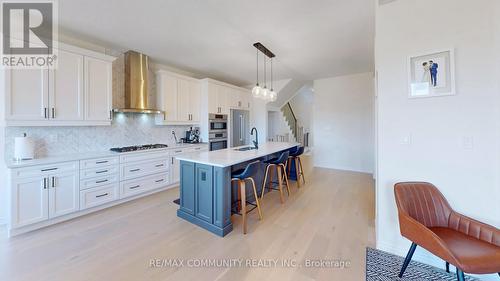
[252, 84, 261, 98]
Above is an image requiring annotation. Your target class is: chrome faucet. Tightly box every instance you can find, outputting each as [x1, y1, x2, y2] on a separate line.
[251, 127, 258, 149]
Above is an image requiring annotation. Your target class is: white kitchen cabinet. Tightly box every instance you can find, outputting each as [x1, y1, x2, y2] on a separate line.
[4, 68, 49, 121]
[156, 71, 201, 124]
[84, 56, 113, 122]
[157, 73, 178, 122]
[11, 163, 79, 227]
[11, 176, 49, 227]
[50, 49, 84, 121]
[189, 80, 201, 122]
[177, 78, 190, 122]
[207, 82, 230, 114]
[48, 171, 80, 218]
[3, 42, 114, 126]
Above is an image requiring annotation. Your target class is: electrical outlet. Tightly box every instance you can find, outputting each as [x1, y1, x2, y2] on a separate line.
[462, 136, 474, 150]
[401, 134, 412, 146]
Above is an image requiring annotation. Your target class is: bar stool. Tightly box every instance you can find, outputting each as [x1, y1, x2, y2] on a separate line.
[231, 161, 263, 234]
[288, 146, 305, 188]
[260, 151, 291, 204]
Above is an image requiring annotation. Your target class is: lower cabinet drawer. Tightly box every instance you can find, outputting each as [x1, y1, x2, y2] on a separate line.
[120, 158, 169, 181]
[80, 166, 119, 180]
[80, 174, 119, 190]
[80, 184, 119, 210]
[120, 173, 169, 199]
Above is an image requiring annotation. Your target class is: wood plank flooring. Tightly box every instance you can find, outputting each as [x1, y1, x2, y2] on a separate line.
[0, 156, 375, 281]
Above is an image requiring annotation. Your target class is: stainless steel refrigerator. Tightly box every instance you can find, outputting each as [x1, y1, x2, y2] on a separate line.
[231, 109, 250, 147]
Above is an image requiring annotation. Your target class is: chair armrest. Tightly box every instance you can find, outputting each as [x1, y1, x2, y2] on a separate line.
[448, 211, 500, 246]
[398, 210, 459, 264]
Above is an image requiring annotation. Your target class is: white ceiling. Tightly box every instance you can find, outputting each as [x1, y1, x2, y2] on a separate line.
[58, 0, 375, 86]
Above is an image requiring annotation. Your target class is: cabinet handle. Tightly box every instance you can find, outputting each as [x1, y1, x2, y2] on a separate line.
[41, 167, 58, 172]
[51, 176, 56, 188]
[195, 147, 201, 150]
[44, 107, 48, 119]
[51, 108, 55, 118]
[96, 193, 109, 198]
[130, 168, 140, 172]
[175, 150, 182, 153]
[96, 179, 108, 184]
[171, 157, 174, 165]
[96, 160, 108, 164]
[130, 185, 140, 189]
[109, 110, 113, 120]
[43, 178, 47, 189]
[155, 179, 164, 183]
[96, 170, 108, 174]
[155, 164, 164, 167]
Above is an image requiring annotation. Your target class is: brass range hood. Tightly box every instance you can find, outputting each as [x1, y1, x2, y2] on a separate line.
[114, 51, 162, 114]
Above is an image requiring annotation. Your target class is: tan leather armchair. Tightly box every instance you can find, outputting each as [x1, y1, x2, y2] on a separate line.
[394, 182, 500, 280]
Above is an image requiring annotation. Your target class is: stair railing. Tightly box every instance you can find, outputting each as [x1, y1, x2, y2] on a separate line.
[281, 102, 298, 141]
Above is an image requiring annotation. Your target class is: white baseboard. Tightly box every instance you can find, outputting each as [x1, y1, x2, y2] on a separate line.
[377, 240, 499, 281]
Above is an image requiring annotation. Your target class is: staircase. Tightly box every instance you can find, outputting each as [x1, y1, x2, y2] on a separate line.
[281, 103, 298, 141]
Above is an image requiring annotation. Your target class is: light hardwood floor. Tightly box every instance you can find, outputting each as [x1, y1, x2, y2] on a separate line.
[0, 156, 375, 281]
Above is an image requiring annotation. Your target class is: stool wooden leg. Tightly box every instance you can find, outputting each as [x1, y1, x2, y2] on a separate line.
[261, 165, 271, 199]
[239, 180, 247, 234]
[298, 157, 305, 184]
[248, 178, 263, 220]
[276, 165, 285, 204]
[281, 164, 291, 196]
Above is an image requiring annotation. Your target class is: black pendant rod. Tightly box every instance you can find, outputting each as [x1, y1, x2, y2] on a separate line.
[253, 42, 275, 58]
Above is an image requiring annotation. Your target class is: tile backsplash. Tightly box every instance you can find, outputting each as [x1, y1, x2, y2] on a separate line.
[4, 113, 193, 160]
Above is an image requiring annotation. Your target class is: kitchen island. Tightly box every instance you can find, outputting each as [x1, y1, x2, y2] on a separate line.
[175, 142, 299, 236]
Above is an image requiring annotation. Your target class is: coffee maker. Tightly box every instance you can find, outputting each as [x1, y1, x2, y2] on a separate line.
[184, 127, 200, 143]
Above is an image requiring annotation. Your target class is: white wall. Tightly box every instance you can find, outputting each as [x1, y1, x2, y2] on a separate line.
[375, 1, 500, 280]
[313, 72, 374, 173]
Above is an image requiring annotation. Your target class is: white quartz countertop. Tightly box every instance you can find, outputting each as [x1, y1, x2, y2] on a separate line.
[5, 143, 208, 169]
[175, 142, 300, 168]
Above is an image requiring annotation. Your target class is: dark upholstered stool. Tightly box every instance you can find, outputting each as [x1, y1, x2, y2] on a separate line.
[260, 151, 291, 204]
[231, 161, 262, 234]
[288, 146, 305, 188]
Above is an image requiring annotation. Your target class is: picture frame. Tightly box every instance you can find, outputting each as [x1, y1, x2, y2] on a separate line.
[407, 48, 455, 98]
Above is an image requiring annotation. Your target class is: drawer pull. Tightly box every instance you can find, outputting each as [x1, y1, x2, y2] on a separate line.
[41, 167, 58, 172]
[96, 161, 108, 164]
[96, 170, 108, 174]
[155, 179, 164, 183]
[155, 164, 164, 167]
[130, 185, 140, 189]
[175, 150, 182, 153]
[96, 193, 109, 198]
[129, 169, 140, 172]
[96, 179, 108, 184]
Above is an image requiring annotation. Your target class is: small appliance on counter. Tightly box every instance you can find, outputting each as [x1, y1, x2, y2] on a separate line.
[14, 133, 35, 161]
[181, 127, 200, 144]
[110, 144, 168, 153]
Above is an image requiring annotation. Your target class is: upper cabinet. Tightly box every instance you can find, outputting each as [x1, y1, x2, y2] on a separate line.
[202, 79, 251, 115]
[84, 57, 113, 121]
[156, 70, 201, 125]
[3, 42, 114, 126]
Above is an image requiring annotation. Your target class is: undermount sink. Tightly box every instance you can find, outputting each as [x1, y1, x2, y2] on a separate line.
[234, 146, 257, 151]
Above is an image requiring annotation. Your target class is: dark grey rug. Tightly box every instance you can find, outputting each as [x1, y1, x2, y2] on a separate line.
[366, 248, 477, 280]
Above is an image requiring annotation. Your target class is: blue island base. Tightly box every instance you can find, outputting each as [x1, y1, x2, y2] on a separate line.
[177, 209, 233, 237]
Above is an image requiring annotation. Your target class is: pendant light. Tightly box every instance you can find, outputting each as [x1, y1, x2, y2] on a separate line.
[269, 58, 277, 102]
[251, 49, 262, 98]
[261, 56, 269, 100]
[252, 42, 276, 103]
